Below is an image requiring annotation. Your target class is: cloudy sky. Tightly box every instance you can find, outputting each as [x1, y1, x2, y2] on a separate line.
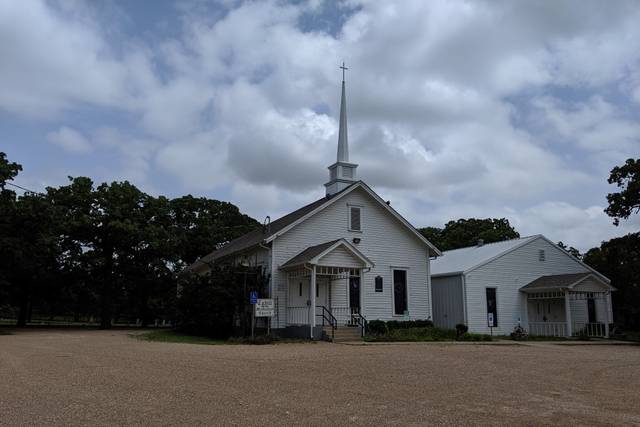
[2, 0, 639, 251]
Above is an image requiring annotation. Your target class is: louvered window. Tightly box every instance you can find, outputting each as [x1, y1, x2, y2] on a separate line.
[538, 249, 545, 262]
[349, 206, 361, 231]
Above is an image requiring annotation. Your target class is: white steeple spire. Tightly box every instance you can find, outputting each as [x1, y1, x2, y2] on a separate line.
[337, 63, 349, 162]
[325, 62, 358, 196]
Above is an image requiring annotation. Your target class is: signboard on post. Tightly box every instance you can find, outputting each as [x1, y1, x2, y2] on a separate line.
[255, 299, 274, 317]
[487, 313, 494, 336]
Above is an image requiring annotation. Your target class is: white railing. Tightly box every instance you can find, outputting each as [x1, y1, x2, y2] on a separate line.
[287, 306, 310, 325]
[529, 322, 567, 337]
[330, 307, 362, 326]
[573, 322, 607, 337]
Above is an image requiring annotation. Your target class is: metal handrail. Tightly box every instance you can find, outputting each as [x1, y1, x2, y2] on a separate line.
[315, 305, 337, 340]
[351, 310, 368, 337]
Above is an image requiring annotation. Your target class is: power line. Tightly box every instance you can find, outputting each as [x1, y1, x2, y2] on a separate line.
[5, 182, 44, 195]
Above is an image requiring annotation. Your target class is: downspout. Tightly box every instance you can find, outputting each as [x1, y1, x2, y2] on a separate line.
[461, 274, 468, 325]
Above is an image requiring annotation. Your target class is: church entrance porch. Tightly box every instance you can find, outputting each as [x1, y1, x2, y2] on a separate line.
[520, 273, 614, 338]
[279, 239, 374, 339]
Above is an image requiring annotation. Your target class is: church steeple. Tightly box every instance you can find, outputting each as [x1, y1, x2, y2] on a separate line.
[325, 62, 358, 196]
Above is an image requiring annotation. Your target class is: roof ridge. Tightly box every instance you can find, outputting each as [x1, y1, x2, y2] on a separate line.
[441, 234, 539, 253]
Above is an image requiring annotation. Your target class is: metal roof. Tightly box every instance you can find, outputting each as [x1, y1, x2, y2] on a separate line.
[430, 236, 539, 276]
[520, 272, 592, 290]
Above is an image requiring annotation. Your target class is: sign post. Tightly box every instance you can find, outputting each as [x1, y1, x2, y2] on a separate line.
[250, 291, 258, 340]
[487, 313, 494, 337]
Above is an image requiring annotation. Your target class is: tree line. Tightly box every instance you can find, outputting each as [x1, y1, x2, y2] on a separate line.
[0, 152, 258, 328]
[1, 151, 638, 332]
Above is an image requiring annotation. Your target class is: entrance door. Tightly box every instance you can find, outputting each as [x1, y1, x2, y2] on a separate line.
[349, 277, 361, 313]
[587, 298, 596, 323]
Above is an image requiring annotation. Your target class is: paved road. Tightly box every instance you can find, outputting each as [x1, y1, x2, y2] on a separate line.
[1, 329, 639, 426]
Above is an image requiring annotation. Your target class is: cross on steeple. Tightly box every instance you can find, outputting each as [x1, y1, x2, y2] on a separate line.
[340, 61, 348, 82]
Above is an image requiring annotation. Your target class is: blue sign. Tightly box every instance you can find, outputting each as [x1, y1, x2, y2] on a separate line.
[250, 291, 258, 305]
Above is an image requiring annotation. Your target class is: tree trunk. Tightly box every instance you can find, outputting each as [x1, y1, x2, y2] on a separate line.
[100, 249, 114, 329]
[16, 282, 30, 327]
[16, 299, 28, 327]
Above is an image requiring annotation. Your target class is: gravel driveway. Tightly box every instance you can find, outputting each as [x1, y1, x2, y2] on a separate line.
[1, 329, 639, 426]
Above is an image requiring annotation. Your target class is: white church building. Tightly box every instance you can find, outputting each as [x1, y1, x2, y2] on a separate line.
[431, 236, 614, 338]
[189, 70, 613, 341]
[188, 73, 441, 339]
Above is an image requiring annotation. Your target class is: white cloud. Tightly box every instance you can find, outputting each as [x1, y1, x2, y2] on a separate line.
[46, 126, 92, 153]
[3, 0, 640, 251]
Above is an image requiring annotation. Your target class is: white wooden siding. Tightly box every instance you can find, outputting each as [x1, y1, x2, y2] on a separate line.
[330, 276, 349, 308]
[318, 246, 362, 267]
[271, 187, 430, 327]
[464, 237, 591, 335]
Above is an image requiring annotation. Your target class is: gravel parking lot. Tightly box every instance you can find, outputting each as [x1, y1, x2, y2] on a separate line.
[1, 329, 639, 426]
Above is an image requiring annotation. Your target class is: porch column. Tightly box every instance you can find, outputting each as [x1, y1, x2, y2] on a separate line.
[604, 292, 611, 338]
[564, 290, 572, 337]
[310, 264, 317, 339]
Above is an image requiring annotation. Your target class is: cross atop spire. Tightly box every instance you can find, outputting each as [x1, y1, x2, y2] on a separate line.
[340, 61, 348, 82]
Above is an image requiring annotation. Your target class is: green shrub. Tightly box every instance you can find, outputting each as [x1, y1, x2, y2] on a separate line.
[455, 323, 468, 337]
[458, 332, 492, 341]
[176, 265, 268, 339]
[367, 320, 388, 335]
[385, 319, 434, 330]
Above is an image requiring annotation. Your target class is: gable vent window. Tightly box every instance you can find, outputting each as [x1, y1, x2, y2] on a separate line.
[349, 206, 362, 231]
[538, 249, 546, 262]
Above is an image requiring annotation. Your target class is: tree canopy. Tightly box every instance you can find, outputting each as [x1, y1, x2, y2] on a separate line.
[0, 152, 259, 328]
[606, 158, 640, 225]
[584, 233, 640, 331]
[419, 218, 520, 251]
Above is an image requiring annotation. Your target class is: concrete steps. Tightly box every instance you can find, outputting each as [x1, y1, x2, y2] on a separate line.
[324, 326, 363, 343]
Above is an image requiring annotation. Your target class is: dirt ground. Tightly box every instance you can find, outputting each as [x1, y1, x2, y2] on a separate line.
[0, 330, 639, 426]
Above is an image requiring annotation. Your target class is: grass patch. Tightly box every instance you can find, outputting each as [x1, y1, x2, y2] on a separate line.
[136, 330, 225, 345]
[365, 326, 492, 342]
[135, 330, 314, 345]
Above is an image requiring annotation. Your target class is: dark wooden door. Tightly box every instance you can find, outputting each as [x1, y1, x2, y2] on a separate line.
[349, 277, 360, 311]
[587, 298, 596, 323]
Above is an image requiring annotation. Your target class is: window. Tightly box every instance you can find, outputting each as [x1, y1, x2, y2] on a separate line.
[486, 288, 497, 327]
[316, 283, 319, 298]
[299, 282, 302, 297]
[538, 249, 546, 261]
[349, 206, 361, 231]
[393, 270, 408, 315]
[375, 276, 383, 292]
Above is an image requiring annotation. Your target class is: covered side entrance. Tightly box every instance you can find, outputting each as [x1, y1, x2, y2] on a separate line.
[521, 273, 615, 338]
[280, 239, 374, 339]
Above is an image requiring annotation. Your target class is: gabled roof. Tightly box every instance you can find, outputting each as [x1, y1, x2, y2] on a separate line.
[280, 238, 374, 270]
[188, 181, 440, 270]
[431, 236, 538, 276]
[190, 183, 358, 268]
[431, 235, 610, 283]
[520, 272, 615, 291]
[264, 181, 441, 256]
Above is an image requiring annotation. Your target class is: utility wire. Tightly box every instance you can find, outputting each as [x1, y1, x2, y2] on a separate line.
[5, 182, 45, 195]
